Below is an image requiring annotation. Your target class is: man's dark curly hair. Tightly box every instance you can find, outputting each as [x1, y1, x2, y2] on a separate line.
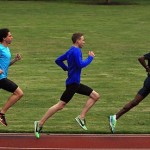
[0, 28, 10, 42]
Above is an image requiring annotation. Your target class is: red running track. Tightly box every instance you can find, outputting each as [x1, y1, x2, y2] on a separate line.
[0, 134, 149, 149]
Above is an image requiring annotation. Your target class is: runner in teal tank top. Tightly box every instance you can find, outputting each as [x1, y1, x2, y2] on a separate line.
[0, 28, 23, 126]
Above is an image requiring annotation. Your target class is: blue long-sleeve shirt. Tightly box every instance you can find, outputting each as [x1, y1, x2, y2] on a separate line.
[55, 46, 93, 85]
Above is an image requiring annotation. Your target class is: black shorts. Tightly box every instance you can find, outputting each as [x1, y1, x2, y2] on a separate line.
[60, 83, 93, 103]
[138, 76, 150, 98]
[0, 78, 18, 93]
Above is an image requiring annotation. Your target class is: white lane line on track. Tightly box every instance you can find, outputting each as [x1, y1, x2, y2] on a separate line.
[0, 133, 150, 137]
[0, 148, 149, 150]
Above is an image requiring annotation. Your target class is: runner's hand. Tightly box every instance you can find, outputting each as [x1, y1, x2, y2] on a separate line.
[0, 69, 3, 74]
[88, 51, 95, 57]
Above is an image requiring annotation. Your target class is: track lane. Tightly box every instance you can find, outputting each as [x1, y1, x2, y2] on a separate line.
[0, 134, 149, 149]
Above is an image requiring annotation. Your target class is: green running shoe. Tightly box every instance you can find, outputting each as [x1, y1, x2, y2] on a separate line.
[34, 121, 42, 139]
[75, 115, 87, 130]
[109, 115, 117, 133]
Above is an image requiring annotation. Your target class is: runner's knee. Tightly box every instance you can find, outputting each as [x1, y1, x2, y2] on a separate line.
[14, 87, 24, 99]
[95, 92, 100, 101]
[90, 91, 100, 101]
[131, 100, 140, 107]
[57, 102, 66, 111]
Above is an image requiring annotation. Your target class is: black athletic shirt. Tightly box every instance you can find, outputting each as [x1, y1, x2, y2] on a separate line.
[144, 52, 150, 76]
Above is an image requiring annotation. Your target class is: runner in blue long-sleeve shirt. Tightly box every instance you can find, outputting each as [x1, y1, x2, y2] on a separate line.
[55, 45, 93, 85]
[34, 33, 100, 138]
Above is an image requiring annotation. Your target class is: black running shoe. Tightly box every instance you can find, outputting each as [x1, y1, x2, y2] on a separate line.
[0, 113, 7, 126]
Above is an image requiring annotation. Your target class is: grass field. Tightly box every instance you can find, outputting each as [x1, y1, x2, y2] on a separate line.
[0, 0, 150, 134]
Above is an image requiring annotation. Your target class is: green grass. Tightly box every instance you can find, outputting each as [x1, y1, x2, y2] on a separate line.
[0, 0, 150, 134]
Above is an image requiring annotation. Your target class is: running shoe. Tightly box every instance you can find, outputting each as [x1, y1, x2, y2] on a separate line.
[109, 115, 117, 133]
[75, 115, 87, 130]
[34, 121, 42, 139]
[0, 113, 7, 126]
